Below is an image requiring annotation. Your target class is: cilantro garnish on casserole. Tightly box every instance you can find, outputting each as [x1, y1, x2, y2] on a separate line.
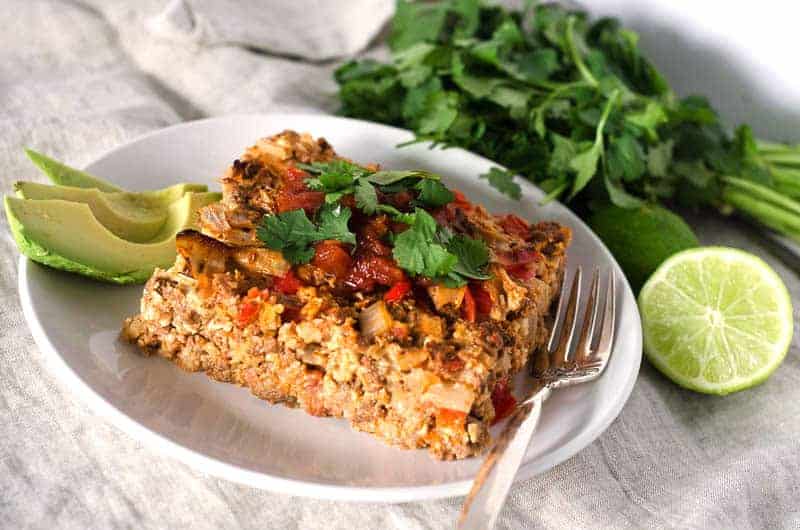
[255, 159, 491, 287]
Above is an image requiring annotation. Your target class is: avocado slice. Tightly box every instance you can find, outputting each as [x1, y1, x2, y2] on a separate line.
[14, 181, 212, 243]
[4, 191, 221, 284]
[25, 149, 207, 194]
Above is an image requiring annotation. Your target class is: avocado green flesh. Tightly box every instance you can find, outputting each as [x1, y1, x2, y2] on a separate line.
[4, 192, 221, 284]
[25, 148, 207, 196]
[14, 181, 213, 243]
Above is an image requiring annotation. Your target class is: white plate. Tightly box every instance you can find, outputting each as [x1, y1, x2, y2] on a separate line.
[18, 114, 641, 502]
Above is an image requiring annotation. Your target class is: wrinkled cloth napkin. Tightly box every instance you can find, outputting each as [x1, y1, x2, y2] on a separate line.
[2, 1, 799, 529]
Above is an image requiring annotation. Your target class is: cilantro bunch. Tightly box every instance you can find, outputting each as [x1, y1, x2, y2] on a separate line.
[257, 160, 491, 286]
[334, 0, 800, 243]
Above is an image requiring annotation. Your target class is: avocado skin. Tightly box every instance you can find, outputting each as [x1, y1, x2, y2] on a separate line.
[4, 192, 221, 285]
[589, 203, 699, 292]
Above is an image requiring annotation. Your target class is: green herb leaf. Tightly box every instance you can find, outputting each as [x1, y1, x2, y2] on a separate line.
[569, 89, 619, 197]
[625, 101, 667, 141]
[316, 204, 356, 245]
[392, 208, 457, 277]
[367, 169, 439, 185]
[647, 140, 674, 178]
[355, 179, 379, 214]
[447, 234, 491, 280]
[256, 210, 320, 264]
[282, 246, 316, 264]
[606, 134, 646, 182]
[256, 205, 355, 264]
[297, 160, 369, 193]
[256, 210, 317, 251]
[480, 167, 522, 199]
[415, 179, 455, 207]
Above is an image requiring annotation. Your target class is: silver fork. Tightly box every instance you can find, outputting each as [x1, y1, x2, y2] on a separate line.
[458, 267, 617, 530]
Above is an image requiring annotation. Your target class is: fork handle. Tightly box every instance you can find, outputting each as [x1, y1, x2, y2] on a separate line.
[458, 386, 552, 530]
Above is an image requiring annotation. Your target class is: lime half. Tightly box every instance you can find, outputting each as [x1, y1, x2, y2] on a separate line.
[639, 247, 793, 395]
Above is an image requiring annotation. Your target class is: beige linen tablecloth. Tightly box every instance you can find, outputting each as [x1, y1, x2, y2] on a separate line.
[2, 1, 799, 528]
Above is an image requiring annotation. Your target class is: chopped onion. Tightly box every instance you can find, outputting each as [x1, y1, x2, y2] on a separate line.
[427, 285, 466, 311]
[359, 300, 393, 339]
[417, 313, 445, 340]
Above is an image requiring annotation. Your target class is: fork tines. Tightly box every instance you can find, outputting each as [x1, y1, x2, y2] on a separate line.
[532, 267, 616, 378]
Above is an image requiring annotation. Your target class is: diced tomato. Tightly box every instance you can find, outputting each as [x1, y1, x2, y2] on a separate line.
[358, 215, 392, 257]
[499, 214, 531, 239]
[505, 263, 537, 281]
[312, 241, 353, 280]
[386, 190, 414, 209]
[452, 190, 472, 209]
[284, 166, 310, 192]
[237, 300, 260, 327]
[491, 379, 517, 424]
[461, 286, 477, 323]
[345, 255, 406, 291]
[339, 194, 357, 209]
[275, 190, 325, 215]
[384, 280, 412, 303]
[469, 282, 492, 316]
[435, 408, 467, 430]
[274, 269, 302, 294]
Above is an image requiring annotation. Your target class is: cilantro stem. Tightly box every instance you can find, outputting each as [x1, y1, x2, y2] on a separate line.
[757, 140, 800, 154]
[533, 81, 589, 110]
[565, 16, 599, 88]
[724, 177, 800, 216]
[761, 151, 800, 168]
[595, 89, 620, 147]
[770, 168, 800, 197]
[723, 188, 800, 238]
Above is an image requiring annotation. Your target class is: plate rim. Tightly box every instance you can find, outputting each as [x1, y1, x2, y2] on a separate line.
[17, 113, 642, 502]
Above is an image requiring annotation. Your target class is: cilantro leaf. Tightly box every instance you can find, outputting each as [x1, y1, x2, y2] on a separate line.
[625, 101, 667, 141]
[480, 167, 522, 199]
[256, 206, 355, 264]
[256, 210, 317, 250]
[392, 208, 456, 277]
[296, 160, 369, 193]
[282, 246, 316, 264]
[604, 173, 643, 208]
[606, 134, 646, 182]
[355, 179, 379, 214]
[367, 169, 439, 185]
[415, 179, 455, 207]
[389, 0, 447, 51]
[256, 210, 320, 264]
[647, 140, 674, 178]
[569, 90, 619, 198]
[447, 234, 491, 280]
[316, 204, 356, 245]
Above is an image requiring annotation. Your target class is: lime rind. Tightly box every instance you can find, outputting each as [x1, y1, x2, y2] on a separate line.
[638, 246, 793, 395]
